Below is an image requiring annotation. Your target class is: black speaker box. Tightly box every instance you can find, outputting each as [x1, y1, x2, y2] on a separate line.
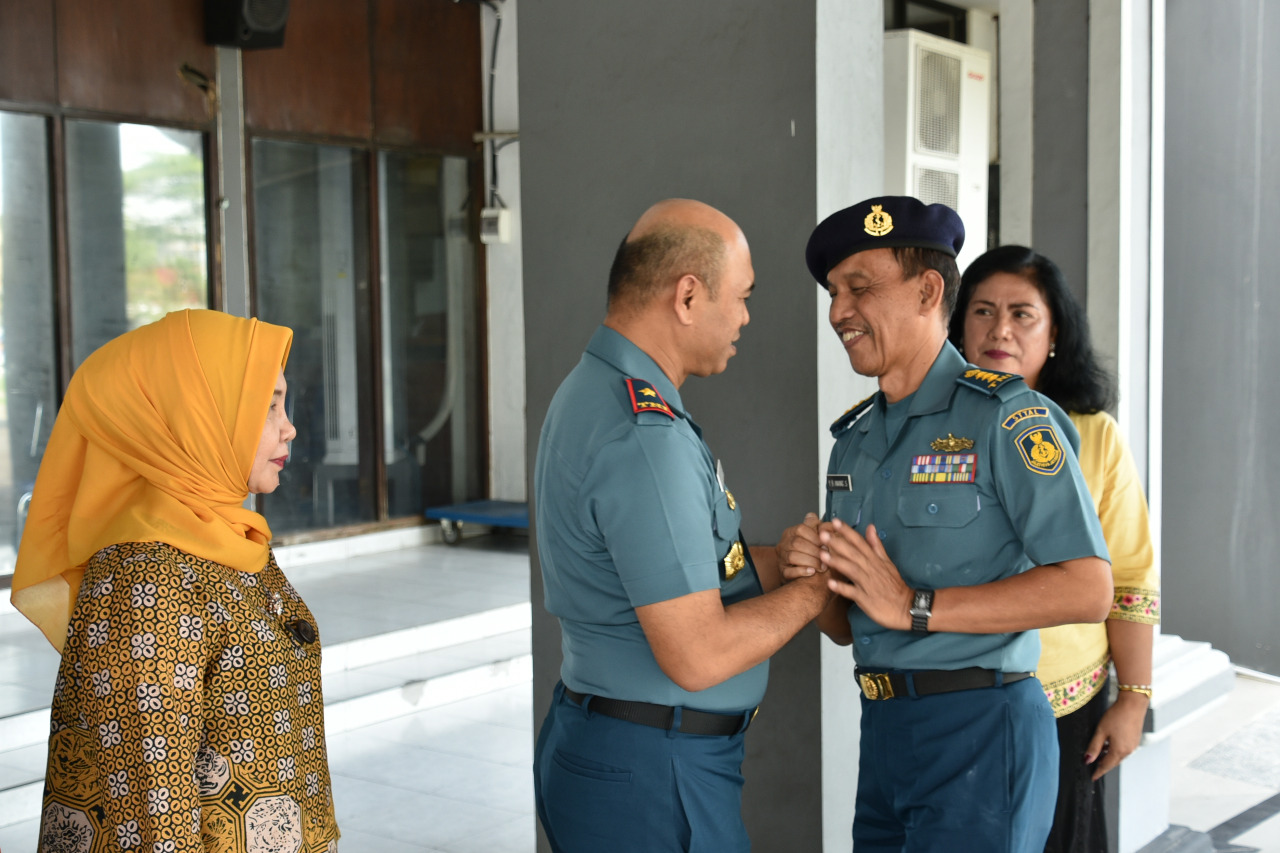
[205, 0, 290, 50]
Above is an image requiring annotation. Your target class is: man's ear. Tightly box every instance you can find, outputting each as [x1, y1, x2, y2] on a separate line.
[918, 269, 945, 316]
[672, 274, 701, 326]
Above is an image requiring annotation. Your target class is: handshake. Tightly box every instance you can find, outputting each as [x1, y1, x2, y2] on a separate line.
[774, 512, 917, 634]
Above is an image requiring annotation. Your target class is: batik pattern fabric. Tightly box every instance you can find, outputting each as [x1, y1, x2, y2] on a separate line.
[37, 541, 339, 853]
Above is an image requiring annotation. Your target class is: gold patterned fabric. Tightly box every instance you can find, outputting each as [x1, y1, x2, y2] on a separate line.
[38, 541, 338, 852]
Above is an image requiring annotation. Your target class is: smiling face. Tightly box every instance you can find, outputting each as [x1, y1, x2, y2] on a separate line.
[961, 272, 1056, 390]
[825, 248, 935, 388]
[247, 371, 297, 495]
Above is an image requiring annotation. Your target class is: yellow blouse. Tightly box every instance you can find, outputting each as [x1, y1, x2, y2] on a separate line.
[38, 542, 339, 852]
[1038, 411, 1160, 717]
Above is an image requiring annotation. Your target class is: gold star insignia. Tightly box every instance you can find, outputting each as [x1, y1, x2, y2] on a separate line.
[639, 387, 657, 397]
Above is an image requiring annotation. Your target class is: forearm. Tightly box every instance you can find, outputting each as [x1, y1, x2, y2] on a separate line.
[1107, 618, 1154, 686]
[927, 557, 1113, 634]
[750, 545, 782, 592]
[817, 596, 853, 644]
[640, 574, 835, 693]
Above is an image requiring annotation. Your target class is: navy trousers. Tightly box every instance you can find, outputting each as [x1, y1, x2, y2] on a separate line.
[852, 675, 1059, 852]
[534, 682, 752, 853]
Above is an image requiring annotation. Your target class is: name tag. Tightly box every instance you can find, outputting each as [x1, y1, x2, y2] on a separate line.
[826, 474, 852, 492]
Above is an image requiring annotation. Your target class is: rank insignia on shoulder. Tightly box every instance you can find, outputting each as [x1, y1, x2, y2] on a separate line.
[957, 368, 1019, 395]
[1001, 406, 1049, 430]
[930, 433, 974, 452]
[830, 394, 875, 435]
[1015, 425, 1065, 475]
[625, 378, 674, 418]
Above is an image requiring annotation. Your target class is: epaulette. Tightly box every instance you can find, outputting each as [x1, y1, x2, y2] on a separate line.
[624, 377, 675, 419]
[956, 367, 1022, 396]
[830, 394, 875, 436]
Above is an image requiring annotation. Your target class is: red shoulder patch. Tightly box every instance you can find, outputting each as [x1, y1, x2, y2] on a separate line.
[625, 378, 674, 418]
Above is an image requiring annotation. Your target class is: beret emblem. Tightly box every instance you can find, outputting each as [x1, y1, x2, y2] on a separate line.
[864, 204, 894, 237]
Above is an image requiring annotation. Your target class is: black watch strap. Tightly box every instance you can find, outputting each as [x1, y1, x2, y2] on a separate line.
[910, 588, 935, 633]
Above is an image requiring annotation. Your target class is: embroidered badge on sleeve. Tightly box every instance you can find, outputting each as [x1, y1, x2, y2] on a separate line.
[1015, 425, 1065, 475]
[1001, 406, 1050, 430]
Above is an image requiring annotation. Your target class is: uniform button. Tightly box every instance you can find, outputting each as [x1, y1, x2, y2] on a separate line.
[878, 530, 887, 540]
[860, 636, 872, 645]
[927, 503, 938, 514]
[881, 469, 891, 480]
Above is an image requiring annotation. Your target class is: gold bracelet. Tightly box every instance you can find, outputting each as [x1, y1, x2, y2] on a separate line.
[1117, 684, 1153, 699]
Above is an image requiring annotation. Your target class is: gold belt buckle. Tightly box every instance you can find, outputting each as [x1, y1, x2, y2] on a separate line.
[858, 672, 895, 700]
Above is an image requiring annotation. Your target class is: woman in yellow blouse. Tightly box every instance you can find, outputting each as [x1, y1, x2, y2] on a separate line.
[949, 246, 1159, 853]
[11, 309, 340, 852]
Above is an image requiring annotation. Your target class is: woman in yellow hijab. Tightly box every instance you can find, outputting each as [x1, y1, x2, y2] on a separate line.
[13, 309, 340, 853]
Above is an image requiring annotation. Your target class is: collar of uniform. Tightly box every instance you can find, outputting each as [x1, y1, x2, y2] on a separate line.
[882, 340, 966, 421]
[585, 325, 688, 418]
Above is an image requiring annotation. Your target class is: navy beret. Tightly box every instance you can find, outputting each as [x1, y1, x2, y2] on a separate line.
[805, 196, 965, 286]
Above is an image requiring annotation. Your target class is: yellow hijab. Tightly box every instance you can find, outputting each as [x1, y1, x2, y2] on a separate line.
[11, 309, 293, 652]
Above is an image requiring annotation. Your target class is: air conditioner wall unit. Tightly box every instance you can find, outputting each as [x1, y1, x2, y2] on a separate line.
[884, 29, 991, 273]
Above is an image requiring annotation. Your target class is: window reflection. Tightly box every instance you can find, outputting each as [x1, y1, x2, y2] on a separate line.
[378, 153, 483, 518]
[66, 121, 209, 368]
[0, 112, 58, 572]
[253, 140, 376, 532]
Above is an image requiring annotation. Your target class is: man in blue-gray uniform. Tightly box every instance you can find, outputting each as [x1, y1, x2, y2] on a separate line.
[534, 198, 834, 853]
[780, 196, 1113, 852]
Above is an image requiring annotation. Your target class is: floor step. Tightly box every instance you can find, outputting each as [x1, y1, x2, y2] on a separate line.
[0, 605, 532, 828]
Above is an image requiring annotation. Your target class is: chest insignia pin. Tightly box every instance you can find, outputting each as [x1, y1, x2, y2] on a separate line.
[725, 489, 736, 510]
[724, 541, 745, 580]
[930, 433, 975, 452]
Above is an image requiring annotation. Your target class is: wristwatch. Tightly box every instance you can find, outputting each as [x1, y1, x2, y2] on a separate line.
[910, 589, 934, 633]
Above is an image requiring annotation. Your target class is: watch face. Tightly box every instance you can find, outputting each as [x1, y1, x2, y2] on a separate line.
[911, 590, 932, 614]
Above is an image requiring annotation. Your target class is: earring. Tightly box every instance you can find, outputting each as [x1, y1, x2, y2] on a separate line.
[1049, 343, 1056, 358]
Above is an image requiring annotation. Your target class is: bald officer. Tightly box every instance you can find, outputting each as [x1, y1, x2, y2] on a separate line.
[534, 199, 833, 853]
[780, 197, 1112, 852]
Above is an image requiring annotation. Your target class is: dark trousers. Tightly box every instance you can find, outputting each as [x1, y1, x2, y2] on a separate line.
[1044, 684, 1110, 853]
[852, 675, 1058, 852]
[534, 681, 751, 853]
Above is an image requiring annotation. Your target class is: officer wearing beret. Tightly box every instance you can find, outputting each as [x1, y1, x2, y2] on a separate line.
[534, 198, 834, 852]
[780, 196, 1113, 852]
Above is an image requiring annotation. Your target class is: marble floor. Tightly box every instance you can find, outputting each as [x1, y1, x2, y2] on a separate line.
[1, 532, 1279, 852]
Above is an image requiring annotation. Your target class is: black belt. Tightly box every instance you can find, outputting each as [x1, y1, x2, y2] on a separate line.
[856, 667, 1032, 701]
[563, 687, 755, 736]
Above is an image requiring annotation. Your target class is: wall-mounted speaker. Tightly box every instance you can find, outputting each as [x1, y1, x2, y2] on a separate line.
[205, 0, 290, 50]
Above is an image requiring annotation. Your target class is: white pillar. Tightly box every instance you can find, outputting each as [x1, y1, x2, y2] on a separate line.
[815, 2, 882, 848]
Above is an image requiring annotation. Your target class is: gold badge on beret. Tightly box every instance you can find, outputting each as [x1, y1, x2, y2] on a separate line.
[724, 541, 745, 580]
[864, 204, 894, 237]
[930, 433, 975, 452]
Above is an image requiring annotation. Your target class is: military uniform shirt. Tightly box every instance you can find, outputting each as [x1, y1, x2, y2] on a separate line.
[535, 326, 765, 713]
[824, 342, 1109, 673]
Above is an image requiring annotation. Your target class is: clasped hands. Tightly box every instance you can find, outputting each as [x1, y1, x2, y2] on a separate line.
[776, 513, 914, 631]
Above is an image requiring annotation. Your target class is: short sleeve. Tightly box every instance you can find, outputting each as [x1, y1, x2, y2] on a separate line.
[583, 427, 720, 607]
[987, 399, 1110, 567]
[1076, 412, 1160, 623]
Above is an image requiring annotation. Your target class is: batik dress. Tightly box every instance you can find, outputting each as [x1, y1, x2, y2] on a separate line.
[38, 541, 339, 853]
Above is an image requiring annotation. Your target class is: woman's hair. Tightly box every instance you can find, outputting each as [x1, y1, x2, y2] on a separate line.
[949, 245, 1115, 414]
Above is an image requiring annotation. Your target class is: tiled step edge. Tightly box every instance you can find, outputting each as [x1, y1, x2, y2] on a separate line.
[0, 654, 534, 829]
[321, 603, 531, 675]
[323, 654, 533, 736]
[0, 603, 531, 754]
